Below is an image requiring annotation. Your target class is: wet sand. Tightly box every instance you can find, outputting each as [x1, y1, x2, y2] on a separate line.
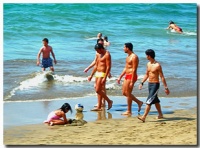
[4, 107, 197, 145]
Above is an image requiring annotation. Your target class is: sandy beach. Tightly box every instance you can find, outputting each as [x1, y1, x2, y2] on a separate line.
[4, 106, 197, 145]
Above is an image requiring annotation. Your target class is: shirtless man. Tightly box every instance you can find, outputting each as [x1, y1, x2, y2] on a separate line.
[88, 43, 113, 111]
[137, 49, 170, 122]
[37, 38, 57, 71]
[117, 43, 143, 116]
[84, 38, 111, 107]
[166, 21, 183, 33]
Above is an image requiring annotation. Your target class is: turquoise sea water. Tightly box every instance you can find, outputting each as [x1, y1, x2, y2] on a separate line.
[3, 3, 197, 102]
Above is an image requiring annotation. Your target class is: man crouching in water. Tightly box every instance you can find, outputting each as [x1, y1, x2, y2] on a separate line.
[88, 43, 113, 111]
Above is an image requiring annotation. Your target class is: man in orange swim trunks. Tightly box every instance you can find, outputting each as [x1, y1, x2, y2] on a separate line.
[117, 43, 143, 115]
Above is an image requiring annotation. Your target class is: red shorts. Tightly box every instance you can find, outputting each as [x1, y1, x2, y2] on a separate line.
[125, 74, 138, 81]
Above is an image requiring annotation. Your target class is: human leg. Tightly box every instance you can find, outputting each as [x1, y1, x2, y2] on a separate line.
[95, 77, 113, 110]
[155, 103, 163, 118]
[137, 104, 151, 122]
[50, 119, 65, 126]
[121, 79, 132, 115]
[91, 78, 102, 111]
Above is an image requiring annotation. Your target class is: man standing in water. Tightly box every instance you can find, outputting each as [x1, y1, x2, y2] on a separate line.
[117, 43, 143, 116]
[137, 49, 170, 122]
[88, 43, 113, 111]
[37, 38, 57, 72]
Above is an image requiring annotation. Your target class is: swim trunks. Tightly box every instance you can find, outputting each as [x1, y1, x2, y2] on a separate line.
[41, 57, 53, 68]
[95, 71, 105, 78]
[43, 111, 61, 123]
[177, 27, 183, 32]
[124, 74, 138, 81]
[146, 83, 160, 105]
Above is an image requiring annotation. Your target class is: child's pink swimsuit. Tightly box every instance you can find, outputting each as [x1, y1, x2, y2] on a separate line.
[44, 111, 61, 123]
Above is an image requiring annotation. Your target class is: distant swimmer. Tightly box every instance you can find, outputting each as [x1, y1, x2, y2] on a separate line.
[97, 32, 102, 39]
[37, 38, 57, 72]
[103, 36, 110, 47]
[166, 21, 183, 33]
[85, 32, 102, 40]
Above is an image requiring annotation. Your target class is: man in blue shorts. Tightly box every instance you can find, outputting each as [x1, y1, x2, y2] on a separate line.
[138, 49, 170, 122]
[37, 38, 57, 71]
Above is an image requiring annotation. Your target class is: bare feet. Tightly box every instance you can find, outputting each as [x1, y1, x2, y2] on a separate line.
[121, 111, 132, 116]
[137, 116, 145, 123]
[138, 101, 143, 112]
[91, 108, 102, 111]
[107, 100, 113, 110]
[156, 115, 164, 119]
[94, 103, 106, 107]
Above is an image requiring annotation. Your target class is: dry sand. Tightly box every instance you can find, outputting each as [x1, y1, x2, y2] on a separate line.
[4, 107, 197, 145]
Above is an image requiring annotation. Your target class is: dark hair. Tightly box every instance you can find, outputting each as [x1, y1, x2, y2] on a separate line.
[97, 38, 104, 44]
[145, 49, 155, 59]
[94, 43, 104, 50]
[104, 36, 108, 42]
[60, 103, 72, 113]
[169, 21, 174, 24]
[124, 43, 133, 51]
[42, 38, 49, 43]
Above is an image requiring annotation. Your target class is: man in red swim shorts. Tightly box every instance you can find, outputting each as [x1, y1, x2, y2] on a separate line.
[117, 43, 143, 115]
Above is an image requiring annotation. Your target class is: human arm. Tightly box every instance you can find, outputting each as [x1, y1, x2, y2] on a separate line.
[88, 65, 97, 81]
[61, 113, 68, 124]
[50, 47, 57, 64]
[117, 68, 126, 84]
[102, 52, 111, 84]
[84, 54, 97, 73]
[129, 55, 139, 88]
[158, 65, 170, 95]
[36, 48, 43, 66]
[139, 64, 149, 90]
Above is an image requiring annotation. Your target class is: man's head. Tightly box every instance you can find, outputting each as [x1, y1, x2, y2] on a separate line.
[124, 43, 133, 53]
[169, 21, 174, 24]
[97, 38, 104, 44]
[94, 43, 104, 54]
[97, 33, 102, 39]
[42, 38, 49, 46]
[145, 49, 155, 59]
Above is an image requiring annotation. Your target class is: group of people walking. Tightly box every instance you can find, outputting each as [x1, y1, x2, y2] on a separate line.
[39, 31, 170, 125]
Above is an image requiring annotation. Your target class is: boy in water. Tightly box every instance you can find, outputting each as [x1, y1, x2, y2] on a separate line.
[37, 38, 57, 71]
[166, 21, 183, 33]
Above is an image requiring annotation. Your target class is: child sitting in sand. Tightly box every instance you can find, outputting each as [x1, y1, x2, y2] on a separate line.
[44, 103, 72, 126]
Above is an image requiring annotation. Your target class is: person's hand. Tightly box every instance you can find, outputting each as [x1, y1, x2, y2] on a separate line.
[88, 75, 92, 81]
[84, 67, 89, 73]
[101, 77, 106, 85]
[165, 88, 170, 95]
[108, 73, 112, 79]
[117, 78, 121, 84]
[129, 82, 133, 88]
[36, 61, 40, 66]
[139, 84, 143, 90]
[54, 60, 57, 64]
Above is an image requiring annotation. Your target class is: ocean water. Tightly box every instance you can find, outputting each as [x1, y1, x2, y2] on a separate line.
[3, 3, 197, 102]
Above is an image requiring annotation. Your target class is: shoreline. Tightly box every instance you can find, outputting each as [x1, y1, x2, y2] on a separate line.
[3, 96, 197, 129]
[4, 106, 197, 145]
